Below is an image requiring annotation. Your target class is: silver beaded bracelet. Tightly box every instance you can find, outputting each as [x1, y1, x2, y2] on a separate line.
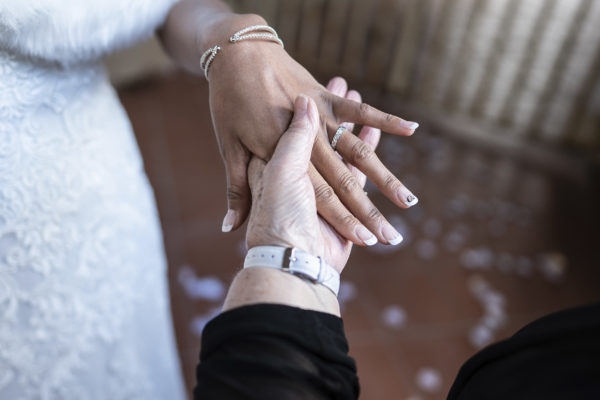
[229, 25, 284, 48]
[199, 45, 221, 77]
[199, 24, 284, 78]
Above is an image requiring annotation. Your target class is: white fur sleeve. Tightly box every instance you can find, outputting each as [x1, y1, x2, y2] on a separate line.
[0, 0, 178, 64]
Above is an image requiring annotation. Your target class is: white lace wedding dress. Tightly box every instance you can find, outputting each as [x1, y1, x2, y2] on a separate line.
[0, 1, 186, 399]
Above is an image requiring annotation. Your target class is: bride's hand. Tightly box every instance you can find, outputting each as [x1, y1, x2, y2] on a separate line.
[208, 14, 418, 246]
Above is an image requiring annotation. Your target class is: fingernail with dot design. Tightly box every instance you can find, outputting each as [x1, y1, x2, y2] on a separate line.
[398, 188, 419, 207]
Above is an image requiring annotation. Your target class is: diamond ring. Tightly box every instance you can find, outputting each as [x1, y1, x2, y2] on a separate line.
[331, 125, 346, 150]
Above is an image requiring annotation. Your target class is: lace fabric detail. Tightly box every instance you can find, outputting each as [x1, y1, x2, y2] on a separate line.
[0, 49, 185, 399]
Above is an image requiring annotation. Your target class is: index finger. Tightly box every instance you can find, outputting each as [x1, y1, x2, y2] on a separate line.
[332, 96, 419, 136]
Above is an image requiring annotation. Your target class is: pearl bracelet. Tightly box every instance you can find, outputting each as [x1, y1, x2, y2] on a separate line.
[199, 24, 284, 78]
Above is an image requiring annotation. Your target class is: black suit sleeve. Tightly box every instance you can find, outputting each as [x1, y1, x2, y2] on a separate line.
[194, 304, 359, 400]
[448, 302, 600, 400]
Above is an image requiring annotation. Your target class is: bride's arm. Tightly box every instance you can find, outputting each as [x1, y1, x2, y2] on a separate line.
[158, 0, 263, 75]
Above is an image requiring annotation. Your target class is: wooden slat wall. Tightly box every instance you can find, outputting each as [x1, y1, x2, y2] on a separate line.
[296, 0, 327, 72]
[441, 0, 509, 114]
[275, 0, 303, 54]
[388, 0, 446, 98]
[539, 0, 600, 144]
[226, 0, 600, 158]
[253, 0, 279, 25]
[318, 0, 352, 74]
[340, 0, 377, 78]
[469, 0, 532, 123]
[362, 0, 404, 87]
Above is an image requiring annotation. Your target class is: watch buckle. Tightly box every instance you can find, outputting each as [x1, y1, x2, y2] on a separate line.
[283, 247, 297, 272]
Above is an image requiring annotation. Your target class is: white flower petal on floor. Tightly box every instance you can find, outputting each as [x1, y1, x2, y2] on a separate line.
[415, 367, 442, 393]
[381, 305, 407, 329]
[338, 281, 357, 310]
[178, 265, 225, 302]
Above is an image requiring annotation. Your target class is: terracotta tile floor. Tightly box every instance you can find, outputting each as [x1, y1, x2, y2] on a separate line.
[118, 73, 600, 400]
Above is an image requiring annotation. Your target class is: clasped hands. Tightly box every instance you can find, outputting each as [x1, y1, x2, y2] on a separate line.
[212, 71, 418, 246]
[219, 74, 418, 312]
[207, 15, 418, 248]
[246, 85, 409, 277]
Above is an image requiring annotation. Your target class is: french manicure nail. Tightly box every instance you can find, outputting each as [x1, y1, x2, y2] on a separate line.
[399, 120, 419, 131]
[221, 209, 237, 232]
[382, 224, 403, 246]
[356, 225, 378, 246]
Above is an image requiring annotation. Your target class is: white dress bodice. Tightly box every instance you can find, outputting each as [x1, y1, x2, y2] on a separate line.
[0, 1, 186, 399]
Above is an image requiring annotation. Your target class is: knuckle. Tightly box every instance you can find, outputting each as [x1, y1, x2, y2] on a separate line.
[339, 214, 358, 227]
[320, 91, 333, 107]
[350, 140, 374, 164]
[227, 185, 246, 202]
[359, 102, 371, 119]
[367, 206, 383, 222]
[337, 172, 359, 195]
[383, 173, 400, 192]
[385, 113, 395, 123]
[314, 184, 336, 204]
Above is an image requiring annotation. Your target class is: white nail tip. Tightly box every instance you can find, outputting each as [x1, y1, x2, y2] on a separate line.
[364, 236, 378, 246]
[389, 235, 404, 246]
[406, 196, 419, 206]
[221, 209, 236, 233]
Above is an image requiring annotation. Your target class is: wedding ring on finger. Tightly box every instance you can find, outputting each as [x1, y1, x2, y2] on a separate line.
[331, 125, 346, 150]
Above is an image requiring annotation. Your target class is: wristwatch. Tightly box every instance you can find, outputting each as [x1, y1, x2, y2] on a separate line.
[243, 246, 340, 296]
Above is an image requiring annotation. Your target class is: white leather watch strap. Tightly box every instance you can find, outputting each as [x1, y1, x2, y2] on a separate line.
[244, 246, 340, 296]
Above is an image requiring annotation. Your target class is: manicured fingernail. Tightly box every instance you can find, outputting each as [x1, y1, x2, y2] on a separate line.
[382, 224, 403, 245]
[356, 226, 378, 246]
[221, 209, 237, 232]
[399, 120, 419, 131]
[398, 187, 419, 207]
[406, 194, 419, 206]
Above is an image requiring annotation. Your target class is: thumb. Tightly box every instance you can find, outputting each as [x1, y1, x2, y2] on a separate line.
[269, 95, 318, 172]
